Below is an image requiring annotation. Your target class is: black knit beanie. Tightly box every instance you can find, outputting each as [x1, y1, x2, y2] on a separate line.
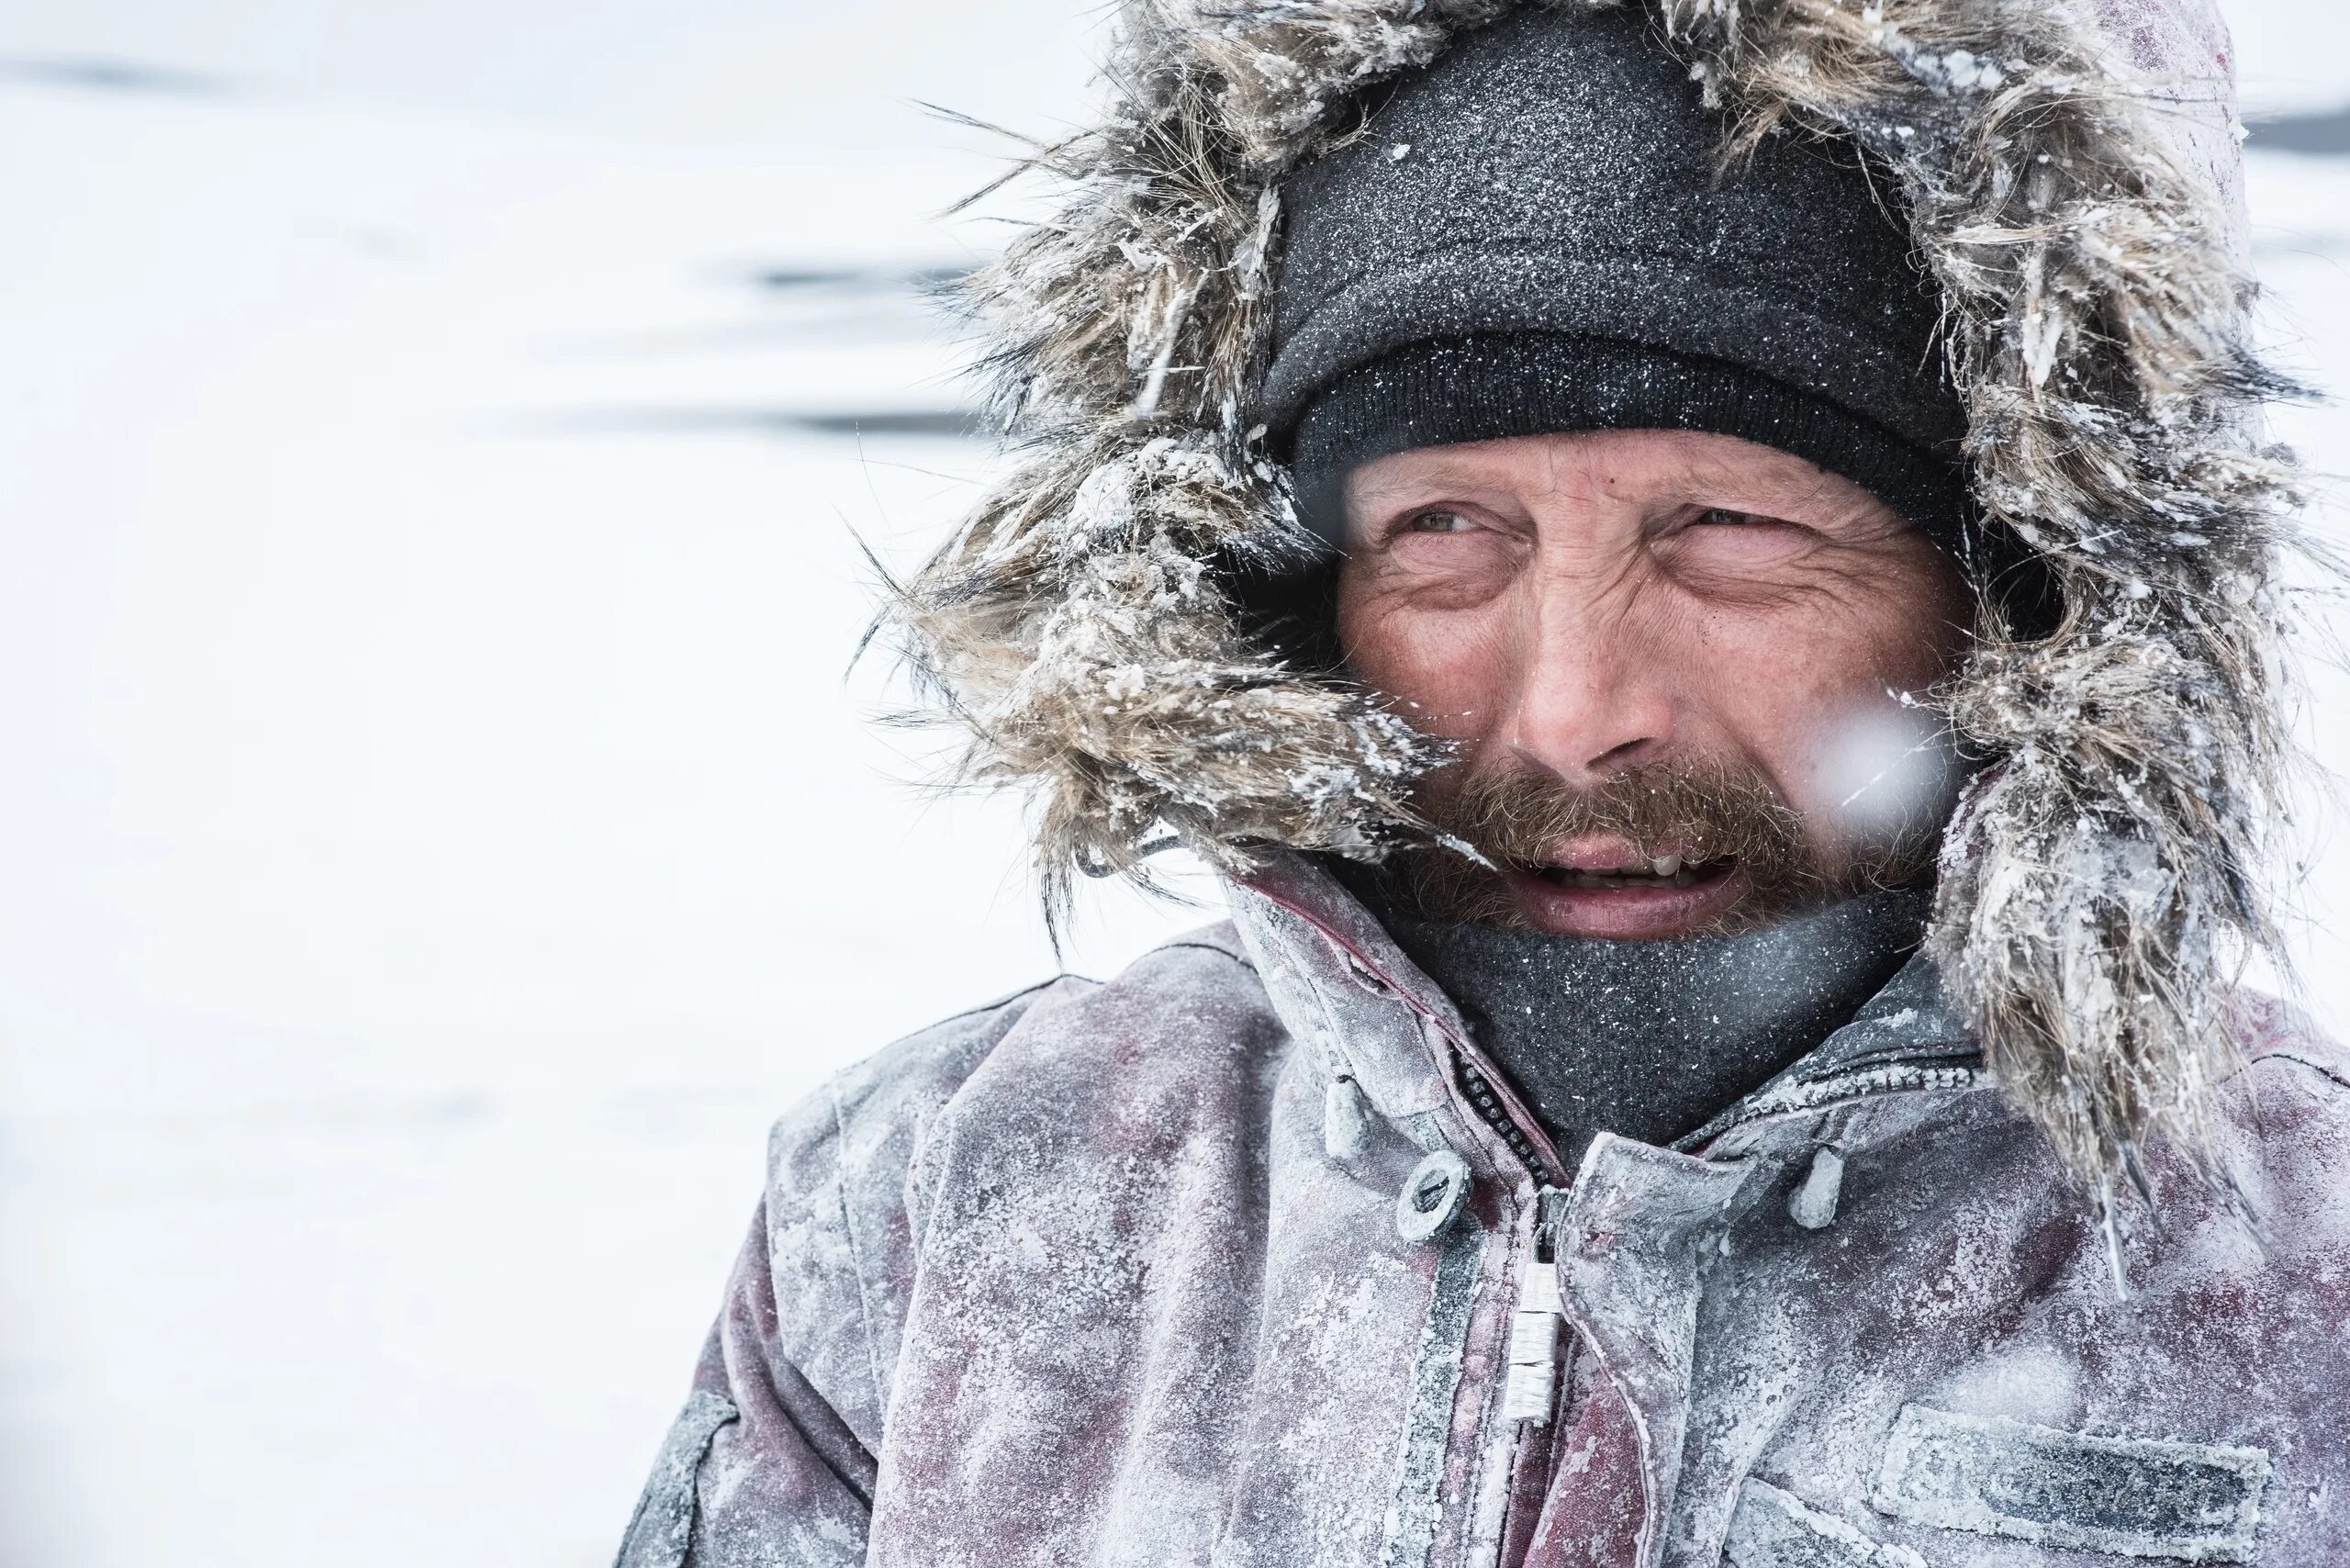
[1256, 3, 1972, 551]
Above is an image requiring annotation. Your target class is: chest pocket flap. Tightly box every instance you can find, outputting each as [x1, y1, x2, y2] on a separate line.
[1870, 1403, 2269, 1563]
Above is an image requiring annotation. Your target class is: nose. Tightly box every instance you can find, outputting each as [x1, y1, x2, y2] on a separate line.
[1497, 576, 1677, 785]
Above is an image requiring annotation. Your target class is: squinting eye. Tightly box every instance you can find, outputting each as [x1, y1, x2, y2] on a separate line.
[1402, 510, 1477, 534]
[1695, 506, 1768, 527]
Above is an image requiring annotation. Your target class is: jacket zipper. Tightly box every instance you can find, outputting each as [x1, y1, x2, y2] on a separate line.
[1454, 1052, 1559, 1187]
[1501, 1186, 1570, 1424]
[1685, 1056, 1984, 1149]
[1264, 893, 1972, 1560]
[1455, 1039, 1974, 1426]
[1442, 1046, 1570, 1430]
[1416, 1020, 1579, 1564]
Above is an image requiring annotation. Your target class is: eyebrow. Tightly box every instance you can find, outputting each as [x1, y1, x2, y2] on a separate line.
[1348, 458, 1519, 501]
[1677, 448, 1837, 499]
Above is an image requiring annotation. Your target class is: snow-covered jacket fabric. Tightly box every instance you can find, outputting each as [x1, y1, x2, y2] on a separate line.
[616, 854, 2350, 1568]
[890, 0, 2313, 1192]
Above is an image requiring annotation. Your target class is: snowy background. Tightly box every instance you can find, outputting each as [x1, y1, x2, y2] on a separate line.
[1, 4, 2347, 1564]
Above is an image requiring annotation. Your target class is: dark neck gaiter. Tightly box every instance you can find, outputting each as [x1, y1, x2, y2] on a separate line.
[1358, 884, 1932, 1165]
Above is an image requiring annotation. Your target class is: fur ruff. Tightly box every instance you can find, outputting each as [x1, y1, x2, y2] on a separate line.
[888, 0, 2311, 1195]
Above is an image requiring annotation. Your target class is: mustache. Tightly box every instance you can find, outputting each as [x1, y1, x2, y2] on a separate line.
[1440, 758, 1807, 875]
[1392, 758, 1940, 932]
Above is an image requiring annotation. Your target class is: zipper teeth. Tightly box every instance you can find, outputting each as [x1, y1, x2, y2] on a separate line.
[1454, 1053, 1555, 1186]
[1796, 1045, 1981, 1083]
[1693, 1060, 1985, 1147]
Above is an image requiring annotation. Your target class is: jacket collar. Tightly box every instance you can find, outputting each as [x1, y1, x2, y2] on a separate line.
[1225, 847, 1981, 1168]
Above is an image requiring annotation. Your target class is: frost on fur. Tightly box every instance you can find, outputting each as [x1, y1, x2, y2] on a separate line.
[895, 431, 1438, 918]
[1659, 0, 2310, 1191]
[884, 0, 2315, 1196]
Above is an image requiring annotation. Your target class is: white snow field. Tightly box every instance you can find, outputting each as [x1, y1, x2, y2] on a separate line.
[2, 9, 2349, 1567]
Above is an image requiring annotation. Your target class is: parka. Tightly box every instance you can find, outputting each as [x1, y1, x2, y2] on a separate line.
[616, 854, 2350, 1568]
[618, 0, 2349, 1562]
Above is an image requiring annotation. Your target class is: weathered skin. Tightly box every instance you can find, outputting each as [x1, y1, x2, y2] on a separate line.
[616, 853, 2350, 1568]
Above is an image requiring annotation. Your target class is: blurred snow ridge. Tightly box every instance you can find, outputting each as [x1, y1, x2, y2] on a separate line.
[503, 263, 986, 442]
[0, 52, 233, 95]
[2254, 102, 2350, 156]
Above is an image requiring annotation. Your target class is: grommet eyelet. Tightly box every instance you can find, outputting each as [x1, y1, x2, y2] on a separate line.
[1395, 1149, 1472, 1242]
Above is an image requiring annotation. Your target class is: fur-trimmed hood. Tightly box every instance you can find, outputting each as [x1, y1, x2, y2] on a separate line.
[890, 0, 2311, 1196]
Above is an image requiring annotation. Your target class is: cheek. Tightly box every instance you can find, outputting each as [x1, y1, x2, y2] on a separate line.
[1681, 554, 1971, 812]
[1335, 567, 1513, 743]
[1847, 549, 1975, 689]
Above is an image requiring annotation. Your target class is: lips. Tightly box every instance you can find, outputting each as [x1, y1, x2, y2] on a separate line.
[1506, 852, 1748, 939]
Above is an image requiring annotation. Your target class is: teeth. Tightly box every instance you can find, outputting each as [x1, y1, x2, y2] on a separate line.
[1534, 858, 1707, 890]
[1536, 859, 1707, 890]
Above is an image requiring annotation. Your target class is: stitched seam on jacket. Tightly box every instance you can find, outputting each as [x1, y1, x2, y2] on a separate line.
[2259, 1048, 2350, 1096]
[871, 973, 1089, 1286]
[1154, 935, 1260, 971]
[906, 973, 1075, 1038]
[615, 1389, 739, 1568]
[827, 1079, 891, 1432]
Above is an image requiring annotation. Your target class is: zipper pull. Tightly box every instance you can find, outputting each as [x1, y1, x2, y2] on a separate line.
[1501, 1187, 1569, 1425]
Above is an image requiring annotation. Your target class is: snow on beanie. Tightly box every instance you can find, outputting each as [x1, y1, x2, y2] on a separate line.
[1259, 4, 1971, 548]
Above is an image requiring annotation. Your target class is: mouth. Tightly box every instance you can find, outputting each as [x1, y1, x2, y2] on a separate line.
[1503, 850, 1749, 939]
[1527, 852, 1715, 891]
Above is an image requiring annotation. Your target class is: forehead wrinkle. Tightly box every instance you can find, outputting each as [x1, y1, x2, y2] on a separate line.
[1526, 436, 1606, 501]
[1348, 432, 1902, 531]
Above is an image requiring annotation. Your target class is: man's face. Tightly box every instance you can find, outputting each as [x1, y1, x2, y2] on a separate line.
[1335, 427, 1975, 940]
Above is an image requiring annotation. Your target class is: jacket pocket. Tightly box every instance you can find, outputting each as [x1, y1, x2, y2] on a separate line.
[1870, 1403, 2269, 1562]
[614, 1391, 741, 1568]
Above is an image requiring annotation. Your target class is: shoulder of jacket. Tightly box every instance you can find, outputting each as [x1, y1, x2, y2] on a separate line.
[755, 924, 1265, 1383]
[764, 969, 1091, 1215]
[920, 920, 1280, 1122]
[766, 919, 1260, 1188]
[2199, 991, 2350, 1264]
[749, 968, 1094, 1443]
[2231, 987, 2350, 1095]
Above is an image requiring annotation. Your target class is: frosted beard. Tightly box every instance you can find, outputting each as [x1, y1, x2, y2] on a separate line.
[1388, 756, 1946, 936]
